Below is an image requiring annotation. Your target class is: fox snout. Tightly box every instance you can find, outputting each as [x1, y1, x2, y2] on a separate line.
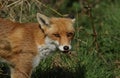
[58, 45, 72, 53]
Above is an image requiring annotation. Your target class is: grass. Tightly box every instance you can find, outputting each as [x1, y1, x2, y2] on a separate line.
[0, 0, 120, 78]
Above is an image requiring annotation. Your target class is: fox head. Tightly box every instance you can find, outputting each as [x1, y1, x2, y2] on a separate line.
[37, 13, 75, 53]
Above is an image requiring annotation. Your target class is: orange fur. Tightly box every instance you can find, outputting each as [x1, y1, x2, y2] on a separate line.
[0, 13, 75, 78]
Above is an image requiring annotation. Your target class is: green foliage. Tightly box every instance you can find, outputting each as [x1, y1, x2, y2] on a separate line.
[0, 0, 120, 78]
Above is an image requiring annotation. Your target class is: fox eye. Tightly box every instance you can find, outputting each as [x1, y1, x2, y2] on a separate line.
[53, 34, 60, 37]
[67, 32, 74, 37]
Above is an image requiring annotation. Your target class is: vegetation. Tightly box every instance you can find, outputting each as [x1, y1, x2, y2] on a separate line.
[0, 0, 120, 78]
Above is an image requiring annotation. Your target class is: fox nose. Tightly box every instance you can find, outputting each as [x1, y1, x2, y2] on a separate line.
[58, 45, 71, 53]
[63, 46, 69, 50]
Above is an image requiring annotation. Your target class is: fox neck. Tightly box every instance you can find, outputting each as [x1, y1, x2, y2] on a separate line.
[33, 36, 56, 68]
[38, 36, 57, 58]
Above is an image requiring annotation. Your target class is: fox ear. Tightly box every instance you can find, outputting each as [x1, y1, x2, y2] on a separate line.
[71, 18, 75, 23]
[37, 13, 50, 27]
[66, 14, 75, 23]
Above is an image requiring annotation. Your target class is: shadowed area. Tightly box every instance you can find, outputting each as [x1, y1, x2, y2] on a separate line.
[0, 63, 10, 78]
[32, 65, 86, 78]
[0, 63, 85, 78]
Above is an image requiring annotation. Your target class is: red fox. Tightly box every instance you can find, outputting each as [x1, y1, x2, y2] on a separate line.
[0, 13, 75, 78]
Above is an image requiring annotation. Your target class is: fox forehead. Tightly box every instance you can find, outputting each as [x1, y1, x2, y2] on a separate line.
[48, 18, 75, 33]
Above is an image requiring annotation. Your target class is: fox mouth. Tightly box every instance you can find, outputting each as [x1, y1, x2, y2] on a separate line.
[62, 50, 69, 53]
[58, 45, 72, 53]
